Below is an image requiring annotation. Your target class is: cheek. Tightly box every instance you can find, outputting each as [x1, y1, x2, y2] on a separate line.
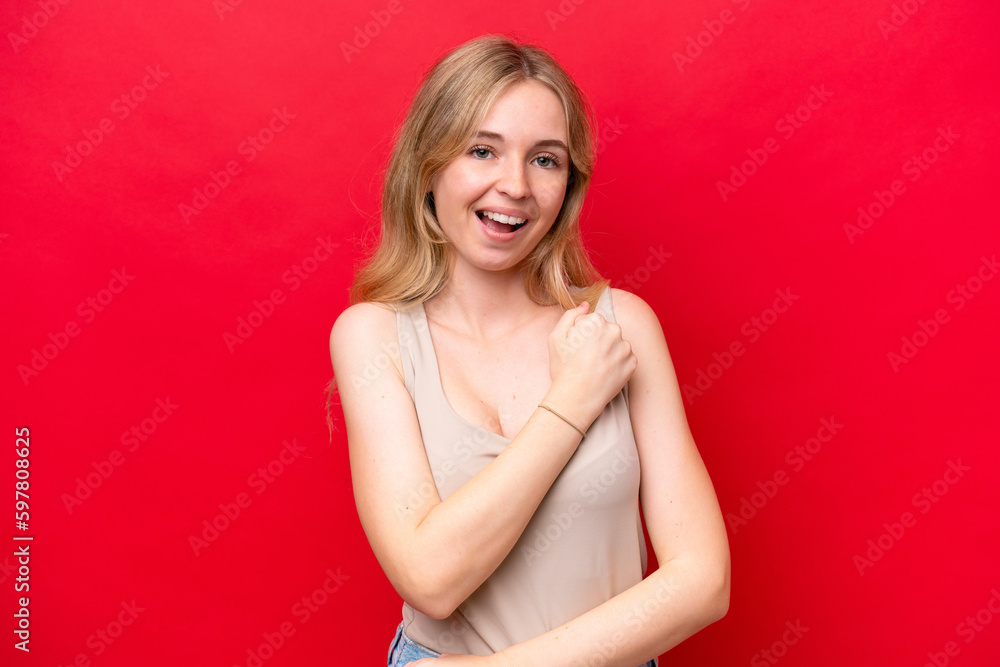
[534, 178, 567, 213]
[444, 170, 488, 204]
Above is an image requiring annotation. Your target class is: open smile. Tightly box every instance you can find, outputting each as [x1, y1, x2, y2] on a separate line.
[476, 209, 529, 234]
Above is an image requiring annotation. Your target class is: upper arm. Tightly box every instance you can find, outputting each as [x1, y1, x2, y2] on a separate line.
[611, 289, 730, 591]
[328, 303, 442, 602]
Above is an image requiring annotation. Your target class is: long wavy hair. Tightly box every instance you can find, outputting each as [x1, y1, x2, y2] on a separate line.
[326, 34, 609, 434]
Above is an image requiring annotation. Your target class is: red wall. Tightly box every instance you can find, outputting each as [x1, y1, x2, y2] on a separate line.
[4, 1, 999, 665]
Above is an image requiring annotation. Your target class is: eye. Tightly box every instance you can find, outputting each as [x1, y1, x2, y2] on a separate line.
[535, 153, 561, 169]
[470, 145, 494, 159]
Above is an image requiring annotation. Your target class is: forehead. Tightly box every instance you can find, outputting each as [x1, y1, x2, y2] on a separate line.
[478, 80, 567, 142]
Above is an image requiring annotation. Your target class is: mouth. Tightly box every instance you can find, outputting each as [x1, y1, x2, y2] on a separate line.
[476, 209, 529, 234]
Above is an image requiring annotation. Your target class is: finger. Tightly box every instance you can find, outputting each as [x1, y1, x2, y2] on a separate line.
[570, 311, 605, 338]
[552, 300, 589, 339]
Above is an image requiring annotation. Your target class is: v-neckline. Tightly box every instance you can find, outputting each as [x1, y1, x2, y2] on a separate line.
[417, 302, 512, 443]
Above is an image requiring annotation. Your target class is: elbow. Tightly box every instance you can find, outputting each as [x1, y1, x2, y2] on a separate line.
[703, 554, 731, 624]
[709, 576, 731, 623]
[388, 525, 473, 620]
[396, 570, 466, 621]
[404, 592, 462, 621]
[677, 551, 729, 628]
[407, 591, 460, 621]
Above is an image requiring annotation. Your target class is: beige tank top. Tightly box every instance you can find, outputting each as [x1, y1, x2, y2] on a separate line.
[394, 285, 647, 655]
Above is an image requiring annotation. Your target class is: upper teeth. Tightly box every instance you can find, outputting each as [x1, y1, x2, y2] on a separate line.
[481, 210, 526, 226]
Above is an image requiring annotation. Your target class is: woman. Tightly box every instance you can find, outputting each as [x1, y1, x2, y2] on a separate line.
[328, 34, 730, 666]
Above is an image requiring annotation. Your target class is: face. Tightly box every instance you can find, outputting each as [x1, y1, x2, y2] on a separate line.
[429, 79, 571, 275]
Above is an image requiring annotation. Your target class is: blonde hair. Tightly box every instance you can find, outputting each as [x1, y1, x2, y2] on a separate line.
[326, 34, 610, 435]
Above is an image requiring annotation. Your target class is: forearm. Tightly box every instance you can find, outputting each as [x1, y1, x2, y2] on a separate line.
[487, 561, 729, 667]
[405, 396, 594, 615]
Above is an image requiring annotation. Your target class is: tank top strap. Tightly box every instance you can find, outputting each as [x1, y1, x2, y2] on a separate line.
[594, 284, 614, 321]
[395, 300, 438, 401]
[594, 285, 630, 409]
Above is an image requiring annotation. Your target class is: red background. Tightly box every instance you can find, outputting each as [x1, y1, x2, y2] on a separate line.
[3, 1, 999, 665]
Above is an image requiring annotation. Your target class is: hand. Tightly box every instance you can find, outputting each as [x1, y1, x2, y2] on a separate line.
[545, 300, 637, 430]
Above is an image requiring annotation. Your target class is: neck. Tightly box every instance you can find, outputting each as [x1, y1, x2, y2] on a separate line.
[426, 256, 548, 341]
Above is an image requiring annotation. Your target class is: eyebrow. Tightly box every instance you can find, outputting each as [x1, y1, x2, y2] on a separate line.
[473, 130, 569, 153]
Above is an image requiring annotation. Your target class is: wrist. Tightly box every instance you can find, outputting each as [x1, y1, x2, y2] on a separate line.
[536, 403, 587, 438]
[539, 387, 599, 433]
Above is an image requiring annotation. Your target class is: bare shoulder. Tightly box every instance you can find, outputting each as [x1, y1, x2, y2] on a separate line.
[329, 301, 403, 390]
[329, 301, 397, 349]
[330, 300, 395, 333]
[608, 287, 665, 347]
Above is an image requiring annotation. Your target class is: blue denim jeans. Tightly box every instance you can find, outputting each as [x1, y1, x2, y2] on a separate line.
[387, 622, 658, 666]
[388, 622, 441, 665]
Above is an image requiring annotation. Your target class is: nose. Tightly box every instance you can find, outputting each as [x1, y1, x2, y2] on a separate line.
[496, 157, 530, 199]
